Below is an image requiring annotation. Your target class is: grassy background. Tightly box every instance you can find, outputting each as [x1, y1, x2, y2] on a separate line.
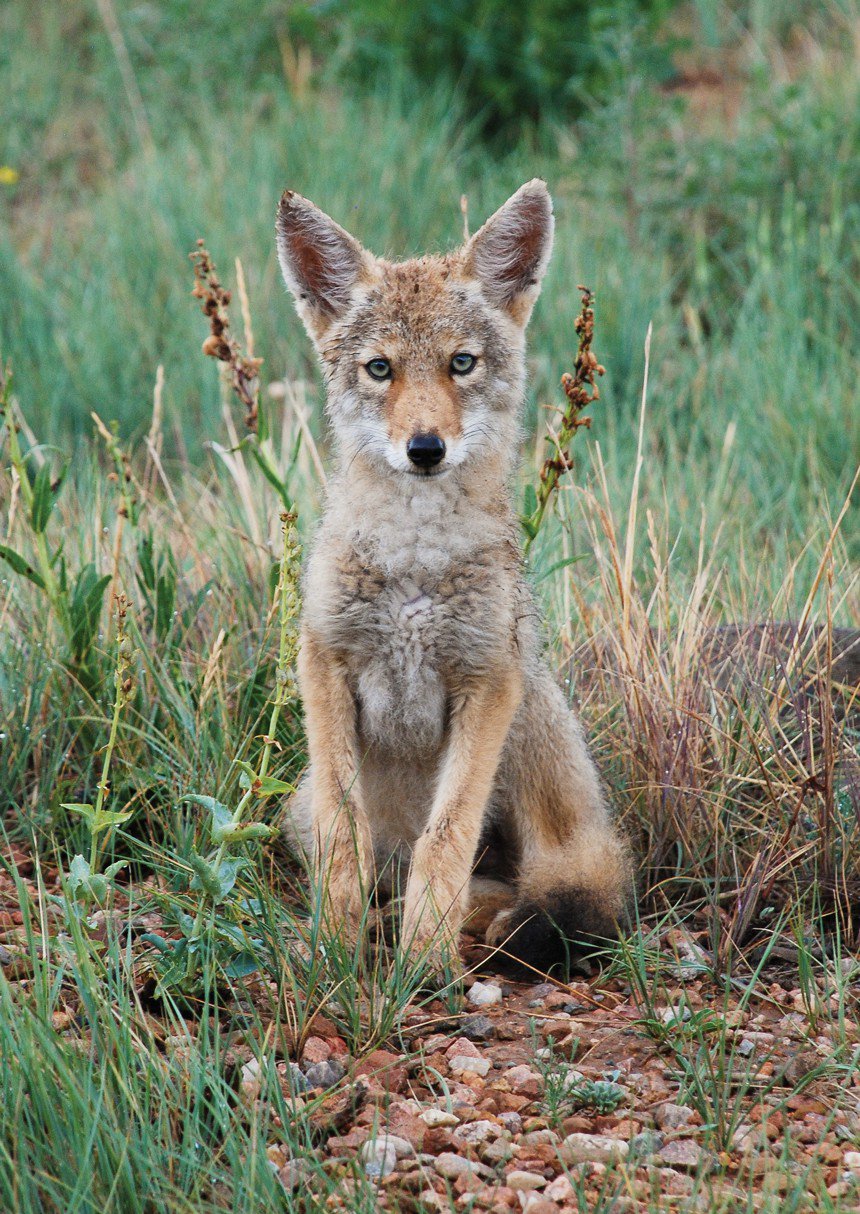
[0, 1, 859, 1210]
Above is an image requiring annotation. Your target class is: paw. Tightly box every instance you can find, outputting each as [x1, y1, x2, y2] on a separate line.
[484, 907, 517, 950]
[401, 914, 462, 979]
[320, 881, 368, 946]
[408, 934, 463, 983]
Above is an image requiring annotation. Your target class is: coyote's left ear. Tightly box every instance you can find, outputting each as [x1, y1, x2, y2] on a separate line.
[276, 190, 371, 341]
[464, 179, 554, 325]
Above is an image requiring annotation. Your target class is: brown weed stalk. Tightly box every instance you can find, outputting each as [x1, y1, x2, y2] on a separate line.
[523, 286, 604, 553]
[190, 241, 262, 432]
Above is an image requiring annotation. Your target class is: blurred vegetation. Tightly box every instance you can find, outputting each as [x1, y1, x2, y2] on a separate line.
[0, 3, 856, 546]
[290, 0, 675, 135]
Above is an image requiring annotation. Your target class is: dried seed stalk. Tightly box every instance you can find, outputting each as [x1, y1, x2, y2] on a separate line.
[523, 286, 604, 554]
[190, 240, 262, 432]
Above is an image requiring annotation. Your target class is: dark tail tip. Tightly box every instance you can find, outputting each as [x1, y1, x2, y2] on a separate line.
[489, 886, 623, 977]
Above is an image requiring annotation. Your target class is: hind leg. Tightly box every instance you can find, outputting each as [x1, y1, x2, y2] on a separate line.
[485, 677, 632, 973]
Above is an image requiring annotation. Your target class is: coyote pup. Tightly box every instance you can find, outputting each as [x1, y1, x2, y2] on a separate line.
[277, 180, 630, 972]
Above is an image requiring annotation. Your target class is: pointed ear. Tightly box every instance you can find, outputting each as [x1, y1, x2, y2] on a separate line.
[464, 179, 554, 323]
[276, 190, 369, 336]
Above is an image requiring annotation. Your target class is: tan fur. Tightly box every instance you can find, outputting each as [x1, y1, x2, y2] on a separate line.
[276, 181, 632, 972]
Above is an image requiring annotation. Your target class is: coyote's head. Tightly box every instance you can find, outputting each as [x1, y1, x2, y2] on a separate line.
[276, 181, 553, 479]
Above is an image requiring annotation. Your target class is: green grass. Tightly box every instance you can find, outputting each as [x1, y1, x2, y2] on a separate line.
[0, 1, 859, 1210]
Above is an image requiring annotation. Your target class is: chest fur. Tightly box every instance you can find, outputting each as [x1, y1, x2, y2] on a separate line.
[343, 563, 511, 753]
[305, 481, 520, 754]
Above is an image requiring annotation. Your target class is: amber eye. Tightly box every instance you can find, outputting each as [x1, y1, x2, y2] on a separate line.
[450, 352, 477, 375]
[365, 358, 392, 380]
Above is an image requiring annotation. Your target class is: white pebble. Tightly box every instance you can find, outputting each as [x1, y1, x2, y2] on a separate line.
[467, 980, 503, 1007]
[421, 1108, 460, 1127]
[449, 1054, 491, 1077]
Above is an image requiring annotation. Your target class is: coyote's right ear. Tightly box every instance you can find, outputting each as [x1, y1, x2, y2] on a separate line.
[276, 191, 369, 338]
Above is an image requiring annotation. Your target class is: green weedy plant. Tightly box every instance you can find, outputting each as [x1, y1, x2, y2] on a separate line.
[619, 917, 842, 1154]
[131, 241, 307, 995]
[0, 363, 110, 684]
[61, 592, 135, 905]
[135, 529, 179, 643]
[148, 510, 302, 994]
[532, 1029, 626, 1124]
[562, 1077, 628, 1115]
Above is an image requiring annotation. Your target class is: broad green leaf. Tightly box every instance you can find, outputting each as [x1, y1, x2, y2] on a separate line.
[214, 857, 245, 899]
[234, 760, 257, 788]
[65, 803, 132, 835]
[69, 564, 111, 661]
[522, 481, 538, 517]
[91, 807, 133, 835]
[212, 922, 247, 948]
[189, 853, 245, 902]
[234, 761, 294, 797]
[183, 793, 230, 817]
[62, 802, 95, 825]
[223, 951, 262, 979]
[183, 793, 232, 841]
[68, 854, 92, 886]
[214, 822, 276, 844]
[257, 775, 294, 796]
[30, 461, 65, 532]
[88, 875, 109, 902]
[188, 852, 223, 899]
[0, 544, 45, 589]
[140, 932, 173, 953]
[67, 854, 108, 903]
[153, 938, 191, 995]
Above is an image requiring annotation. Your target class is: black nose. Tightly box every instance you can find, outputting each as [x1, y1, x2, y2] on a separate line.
[406, 432, 446, 469]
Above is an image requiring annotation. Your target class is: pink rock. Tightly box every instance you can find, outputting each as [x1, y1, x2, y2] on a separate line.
[445, 1037, 483, 1060]
[300, 1035, 332, 1065]
[353, 1048, 408, 1093]
[544, 1174, 576, 1202]
[504, 1064, 543, 1097]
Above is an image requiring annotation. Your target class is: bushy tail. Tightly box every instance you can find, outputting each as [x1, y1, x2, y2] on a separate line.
[491, 885, 627, 976]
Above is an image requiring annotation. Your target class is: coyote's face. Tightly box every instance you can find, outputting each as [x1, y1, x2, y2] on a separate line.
[276, 181, 554, 479]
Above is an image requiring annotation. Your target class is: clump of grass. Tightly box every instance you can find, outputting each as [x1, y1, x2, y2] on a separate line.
[0, 363, 111, 686]
[149, 510, 302, 996]
[555, 323, 860, 961]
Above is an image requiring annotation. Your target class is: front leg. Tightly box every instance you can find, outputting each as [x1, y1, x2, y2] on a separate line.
[402, 668, 522, 963]
[298, 630, 372, 936]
